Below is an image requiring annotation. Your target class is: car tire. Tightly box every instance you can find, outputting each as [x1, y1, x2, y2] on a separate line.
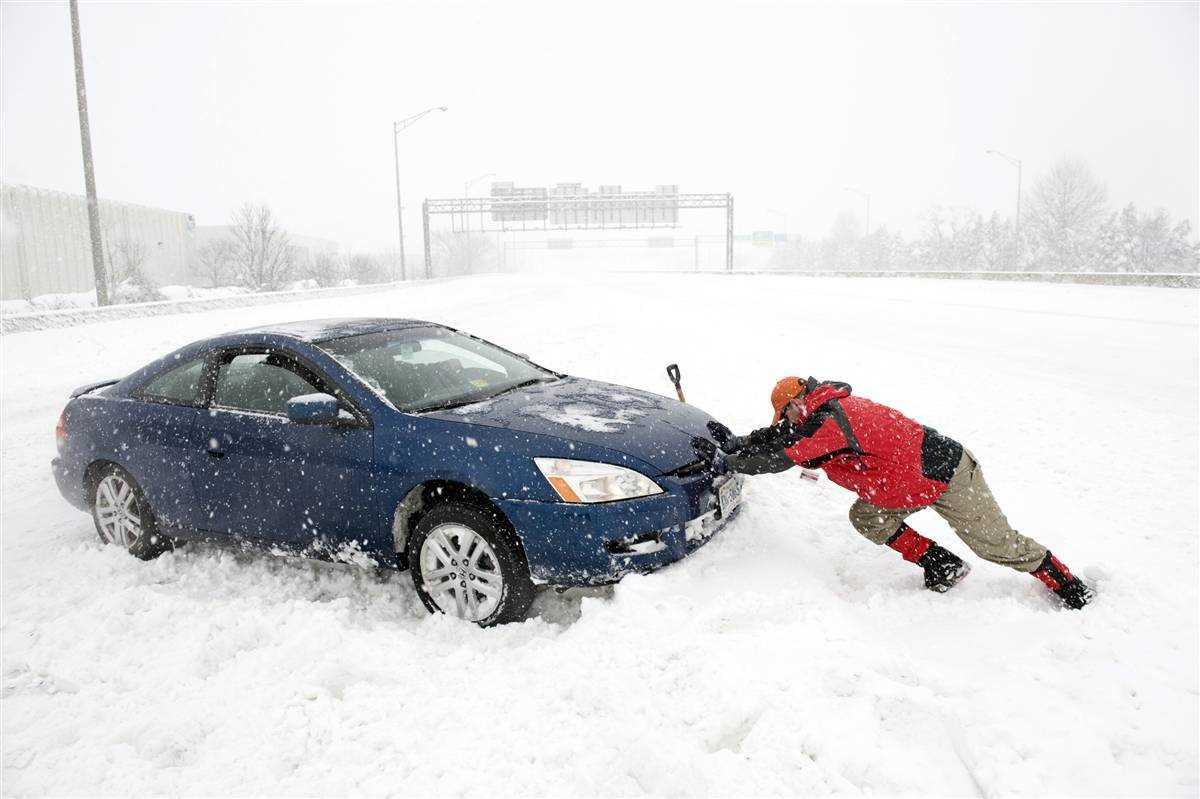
[89, 464, 173, 561]
[408, 503, 535, 626]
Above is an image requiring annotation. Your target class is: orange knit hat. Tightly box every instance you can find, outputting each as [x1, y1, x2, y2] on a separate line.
[770, 376, 806, 423]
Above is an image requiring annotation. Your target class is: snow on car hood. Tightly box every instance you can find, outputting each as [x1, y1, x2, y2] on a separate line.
[425, 376, 720, 473]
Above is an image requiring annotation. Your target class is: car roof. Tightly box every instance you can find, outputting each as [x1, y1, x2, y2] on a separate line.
[228, 317, 436, 343]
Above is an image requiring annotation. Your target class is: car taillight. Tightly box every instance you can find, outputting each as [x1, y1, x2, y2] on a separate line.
[55, 408, 67, 454]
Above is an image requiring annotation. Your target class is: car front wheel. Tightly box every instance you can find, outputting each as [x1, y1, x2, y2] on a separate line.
[90, 464, 173, 560]
[408, 503, 535, 626]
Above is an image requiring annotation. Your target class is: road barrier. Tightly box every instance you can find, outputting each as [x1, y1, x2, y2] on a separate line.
[671, 270, 1199, 288]
[0, 277, 471, 335]
[4, 270, 1194, 335]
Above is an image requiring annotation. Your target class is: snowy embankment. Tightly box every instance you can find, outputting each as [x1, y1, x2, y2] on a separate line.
[1, 273, 1196, 796]
[0, 283, 251, 315]
[0, 278, 432, 334]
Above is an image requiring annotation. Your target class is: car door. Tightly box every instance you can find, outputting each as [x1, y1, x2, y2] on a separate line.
[125, 355, 209, 529]
[191, 347, 375, 553]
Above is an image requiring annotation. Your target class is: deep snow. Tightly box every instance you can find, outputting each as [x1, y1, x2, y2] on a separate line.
[1, 273, 1197, 797]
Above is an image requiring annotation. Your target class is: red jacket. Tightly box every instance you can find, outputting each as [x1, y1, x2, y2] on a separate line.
[727, 381, 963, 510]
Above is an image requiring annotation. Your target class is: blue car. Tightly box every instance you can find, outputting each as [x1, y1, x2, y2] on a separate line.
[52, 318, 743, 625]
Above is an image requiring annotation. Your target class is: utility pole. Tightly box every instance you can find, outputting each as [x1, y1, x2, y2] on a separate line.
[393, 106, 447, 280]
[70, 0, 108, 306]
[986, 149, 1022, 238]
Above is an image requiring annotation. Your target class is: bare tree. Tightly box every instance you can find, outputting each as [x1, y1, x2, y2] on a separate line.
[347, 252, 388, 284]
[299, 248, 347, 287]
[112, 236, 148, 283]
[193, 238, 237, 287]
[431, 232, 495, 277]
[100, 221, 161, 302]
[229, 203, 295, 290]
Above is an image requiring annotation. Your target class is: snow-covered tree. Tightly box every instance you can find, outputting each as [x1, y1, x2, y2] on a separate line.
[980, 212, 1021, 272]
[912, 206, 988, 271]
[1095, 204, 1200, 273]
[820, 210, 861, 270]
[860, 226, 908, 272]
[1025, 157, 1108, 271]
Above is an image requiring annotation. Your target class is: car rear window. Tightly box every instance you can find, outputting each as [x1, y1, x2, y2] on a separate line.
[140, 357, 205, 405]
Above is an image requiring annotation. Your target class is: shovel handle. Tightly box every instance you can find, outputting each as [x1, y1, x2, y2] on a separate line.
[665, 363, 686, 403]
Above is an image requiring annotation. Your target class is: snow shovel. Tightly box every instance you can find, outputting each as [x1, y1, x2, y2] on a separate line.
[665, 363, 686, 403]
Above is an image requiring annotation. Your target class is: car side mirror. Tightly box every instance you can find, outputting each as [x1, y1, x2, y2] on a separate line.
[286, 392, 341, 424]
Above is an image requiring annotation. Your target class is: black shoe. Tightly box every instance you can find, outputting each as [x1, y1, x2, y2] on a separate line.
[1054, 578, 1095, 609]
[917, 545, 971, 593]
[1032, 552, 1094, 610]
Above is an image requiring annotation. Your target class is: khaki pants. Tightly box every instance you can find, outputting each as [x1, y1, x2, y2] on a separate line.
[848, 450, 1047, 572]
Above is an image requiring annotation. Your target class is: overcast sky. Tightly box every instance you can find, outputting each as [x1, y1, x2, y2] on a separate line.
[2, 0, 1196, 250]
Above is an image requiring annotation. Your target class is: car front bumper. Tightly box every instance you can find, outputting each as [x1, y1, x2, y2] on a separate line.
[497, 472, 744, 587]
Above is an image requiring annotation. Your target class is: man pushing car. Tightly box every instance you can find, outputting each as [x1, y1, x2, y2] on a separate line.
[707, 377, 1094, 609]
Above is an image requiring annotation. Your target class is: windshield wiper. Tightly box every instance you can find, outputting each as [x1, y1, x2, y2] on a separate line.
[408, 377, 556, 414]
[485, 376, 556, 400]
[408, 396, 489, 414]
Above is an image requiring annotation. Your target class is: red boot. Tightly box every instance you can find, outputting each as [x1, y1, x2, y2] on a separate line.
[1032, 551, 1094, 609]
[886, 524, 971, 593]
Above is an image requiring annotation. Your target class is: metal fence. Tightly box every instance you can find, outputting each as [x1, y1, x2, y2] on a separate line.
[1, 182, 195, 300]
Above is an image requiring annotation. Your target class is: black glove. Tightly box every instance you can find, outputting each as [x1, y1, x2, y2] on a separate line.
[706, 421, 745, 454]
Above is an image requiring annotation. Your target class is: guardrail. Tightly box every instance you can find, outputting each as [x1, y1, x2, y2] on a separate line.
[685, 270, 1199, 288]
[0, 277, 469, 335]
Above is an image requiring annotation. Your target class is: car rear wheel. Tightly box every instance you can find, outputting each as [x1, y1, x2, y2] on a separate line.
[90, 464, 172, 560]
[408, 503, 534, 626]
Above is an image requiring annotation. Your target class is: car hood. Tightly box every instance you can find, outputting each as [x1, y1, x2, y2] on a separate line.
[424, 376, 720, 473]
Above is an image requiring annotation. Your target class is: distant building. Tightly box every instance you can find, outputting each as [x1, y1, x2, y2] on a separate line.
[1, 182, 195, 300]
[0, 183, 345, 300]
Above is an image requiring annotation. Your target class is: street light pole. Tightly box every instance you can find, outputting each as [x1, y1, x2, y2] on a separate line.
[69, 0, 108, 306]
[460, 173, 495, 274]
[462, 172, 495, 233]
[986, 149, 1022, 237]
[843, 187, 870, 237]
[393, 106, 447, 280]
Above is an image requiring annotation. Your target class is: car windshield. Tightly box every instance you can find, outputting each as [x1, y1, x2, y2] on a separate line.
[319, 326, 557, 413]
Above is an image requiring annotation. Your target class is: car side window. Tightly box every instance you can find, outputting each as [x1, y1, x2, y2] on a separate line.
[213, 352, 324, 416]
[140, 357, 206, 405]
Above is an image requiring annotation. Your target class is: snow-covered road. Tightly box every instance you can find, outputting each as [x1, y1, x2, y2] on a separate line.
[2, 273, 1197, 796]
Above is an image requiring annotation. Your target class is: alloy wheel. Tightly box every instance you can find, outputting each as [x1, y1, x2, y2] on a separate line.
[95, 473, 143, 548]
[419, 523, 504, 622]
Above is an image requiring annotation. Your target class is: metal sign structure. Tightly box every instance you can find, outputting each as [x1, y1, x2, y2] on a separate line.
[421, 188, 734, 276]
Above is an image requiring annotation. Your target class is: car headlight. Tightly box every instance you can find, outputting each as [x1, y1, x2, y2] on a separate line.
[534, 457, 663, 503]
